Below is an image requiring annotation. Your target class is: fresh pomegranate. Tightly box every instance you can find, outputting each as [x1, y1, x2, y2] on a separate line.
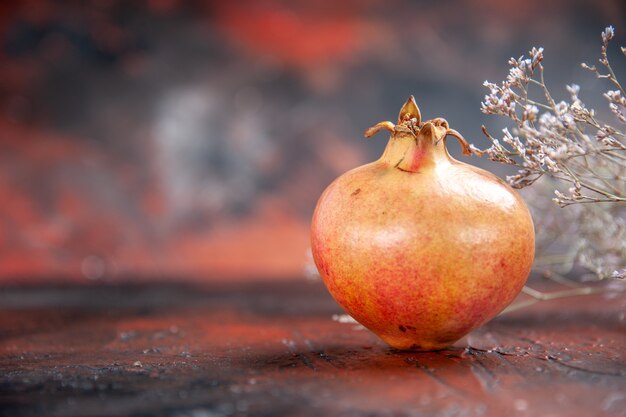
[311, 97, 535, 351]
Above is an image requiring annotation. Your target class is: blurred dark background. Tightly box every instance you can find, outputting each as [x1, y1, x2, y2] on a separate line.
[0, 0, 624, 284]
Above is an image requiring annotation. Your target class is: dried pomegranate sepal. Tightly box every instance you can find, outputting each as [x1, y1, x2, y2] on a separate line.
[365, 96, 473, 156]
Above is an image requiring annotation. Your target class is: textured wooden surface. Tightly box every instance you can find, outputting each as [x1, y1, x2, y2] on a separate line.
[0, 280, 625, 417]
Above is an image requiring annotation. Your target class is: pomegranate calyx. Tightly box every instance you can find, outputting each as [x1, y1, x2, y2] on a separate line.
[366, 97, 473, 157]
[398, 95, 421, 125]
[364, 121, 395, 138]
[445, 128, 472, 156]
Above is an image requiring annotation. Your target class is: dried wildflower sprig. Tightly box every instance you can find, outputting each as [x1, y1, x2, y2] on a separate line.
[476, 37, 626, 206]
[473, 26, 626, 280]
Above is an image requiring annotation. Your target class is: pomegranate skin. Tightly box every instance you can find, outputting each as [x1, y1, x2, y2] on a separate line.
[311, 98, 535, 351]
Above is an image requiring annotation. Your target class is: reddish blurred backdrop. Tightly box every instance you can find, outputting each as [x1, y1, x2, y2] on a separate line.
[0, 0, 624, 284]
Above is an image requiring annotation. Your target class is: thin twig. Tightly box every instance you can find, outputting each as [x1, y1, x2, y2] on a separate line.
[500, 284, 624, 315]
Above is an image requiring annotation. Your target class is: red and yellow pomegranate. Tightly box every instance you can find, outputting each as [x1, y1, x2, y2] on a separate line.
[311, 97, 535, 351]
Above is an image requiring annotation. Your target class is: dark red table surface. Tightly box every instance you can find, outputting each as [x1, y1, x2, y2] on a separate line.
[0, 278, 624, 417]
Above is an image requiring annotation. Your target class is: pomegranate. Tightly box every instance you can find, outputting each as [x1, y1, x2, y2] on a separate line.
[311, 97, 535, 351]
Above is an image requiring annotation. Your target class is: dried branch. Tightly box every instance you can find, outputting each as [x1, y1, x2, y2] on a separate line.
[474, 26, 626, 280]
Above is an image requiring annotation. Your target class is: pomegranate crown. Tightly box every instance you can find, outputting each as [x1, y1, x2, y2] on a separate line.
[364, 96, 472, 156]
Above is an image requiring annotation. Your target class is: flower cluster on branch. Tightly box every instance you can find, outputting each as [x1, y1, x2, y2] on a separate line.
[472, 26, 626, 279]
